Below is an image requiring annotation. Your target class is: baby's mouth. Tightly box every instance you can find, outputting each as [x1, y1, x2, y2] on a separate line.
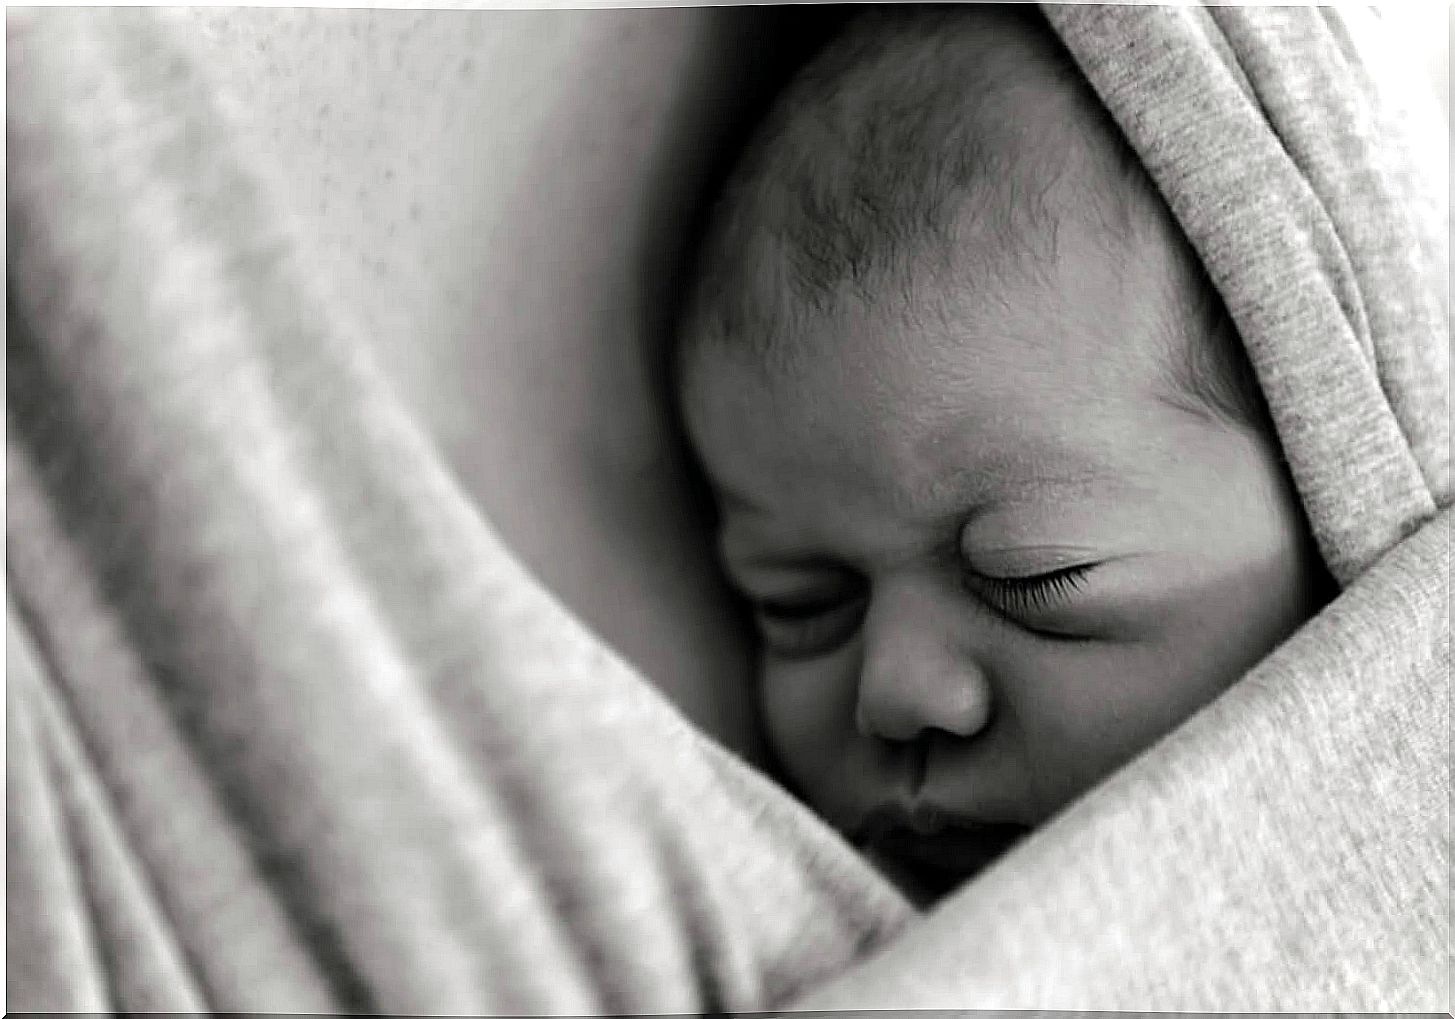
[853, 805, 1029, 899]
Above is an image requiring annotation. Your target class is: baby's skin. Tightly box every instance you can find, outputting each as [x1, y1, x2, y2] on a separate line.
[677, 9, 1331, 902]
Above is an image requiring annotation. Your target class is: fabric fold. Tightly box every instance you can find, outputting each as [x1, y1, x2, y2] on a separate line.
[7, 613, 111, 1015]
[7, 8, 913, 1014]
[10, 600, 211, 1014]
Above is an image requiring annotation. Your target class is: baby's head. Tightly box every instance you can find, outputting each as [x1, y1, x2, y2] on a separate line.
[676, 7, 1330, 900]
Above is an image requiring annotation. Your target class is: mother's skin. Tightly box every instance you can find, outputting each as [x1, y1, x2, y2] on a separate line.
[182, 8, 839, 763]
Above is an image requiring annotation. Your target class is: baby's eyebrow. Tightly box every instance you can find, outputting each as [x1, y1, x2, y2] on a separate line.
[897, 402, 1144, 514]
[902, 460, 1132, 524]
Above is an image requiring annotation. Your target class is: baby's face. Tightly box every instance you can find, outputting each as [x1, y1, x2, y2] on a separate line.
[683, 219, 1328, 901]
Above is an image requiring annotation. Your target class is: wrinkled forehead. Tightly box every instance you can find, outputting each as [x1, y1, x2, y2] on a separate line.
[680, 242, 1176, 524]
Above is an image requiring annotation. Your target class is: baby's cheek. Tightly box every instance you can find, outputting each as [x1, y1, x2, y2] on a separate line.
[1007, 641, 1226, 812]
[759, 656, 862, 814]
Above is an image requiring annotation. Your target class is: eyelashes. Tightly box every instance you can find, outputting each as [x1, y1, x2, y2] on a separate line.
[967, 563, 1095, 618]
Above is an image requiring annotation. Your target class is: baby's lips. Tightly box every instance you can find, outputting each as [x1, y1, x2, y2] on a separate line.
[907, 801, 947, 835]
[852, 798, 1000, 844]
[850, 800, 935, 848]
[848, 803, 902, 850]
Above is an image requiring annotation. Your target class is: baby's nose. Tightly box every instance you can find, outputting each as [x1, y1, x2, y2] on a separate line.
[853, 595, 993, 744]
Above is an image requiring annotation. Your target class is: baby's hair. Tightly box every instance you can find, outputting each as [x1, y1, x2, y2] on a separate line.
[678, 5, 1268, 433]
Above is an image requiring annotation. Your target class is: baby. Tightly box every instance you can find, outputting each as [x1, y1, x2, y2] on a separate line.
[674, 7, 1333, 903]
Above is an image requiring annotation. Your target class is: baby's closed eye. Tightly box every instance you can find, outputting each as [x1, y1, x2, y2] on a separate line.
[751, 585, 868, 659]
[962, 562, 1096, 630]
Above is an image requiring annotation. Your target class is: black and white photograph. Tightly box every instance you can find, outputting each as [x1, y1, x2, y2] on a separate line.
[7, 2, 1450, 1013]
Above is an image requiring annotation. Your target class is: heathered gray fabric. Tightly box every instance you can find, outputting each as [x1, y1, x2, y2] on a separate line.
[6, 5, 1448, 1014]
